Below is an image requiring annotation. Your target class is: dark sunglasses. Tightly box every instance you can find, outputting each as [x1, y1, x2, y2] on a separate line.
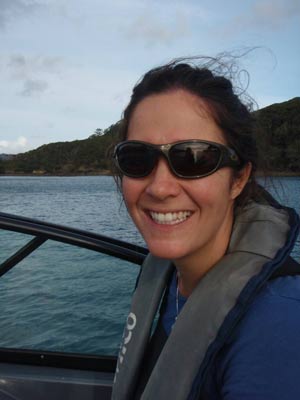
[113, 139, 241, 179]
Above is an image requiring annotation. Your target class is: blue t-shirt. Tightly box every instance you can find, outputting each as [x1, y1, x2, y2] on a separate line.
[162, 272, 187, 335]
[162, 273, 300, 400]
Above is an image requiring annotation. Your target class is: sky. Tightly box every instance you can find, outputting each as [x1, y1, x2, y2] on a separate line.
[0, 0, 299, 154]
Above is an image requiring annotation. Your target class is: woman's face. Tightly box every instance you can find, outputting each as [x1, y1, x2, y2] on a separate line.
[122, 89, 247, 264]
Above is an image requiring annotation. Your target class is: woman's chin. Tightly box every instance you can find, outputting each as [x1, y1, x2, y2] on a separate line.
[146, 241, 187, 261]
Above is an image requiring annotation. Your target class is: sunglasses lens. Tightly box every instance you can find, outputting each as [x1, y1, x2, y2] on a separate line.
[116, 143, 156, 177]
[170, 142, 221, 177]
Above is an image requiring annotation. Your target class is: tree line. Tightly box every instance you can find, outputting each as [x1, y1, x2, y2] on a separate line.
[0, 97, 299, 175]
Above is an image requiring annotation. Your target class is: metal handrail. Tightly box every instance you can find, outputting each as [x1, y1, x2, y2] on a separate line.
[0, 213, 148, 265]
[0, 212, 148, 276]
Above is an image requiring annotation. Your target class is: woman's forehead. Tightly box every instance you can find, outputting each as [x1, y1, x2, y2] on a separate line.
[127, 89, 226, 145]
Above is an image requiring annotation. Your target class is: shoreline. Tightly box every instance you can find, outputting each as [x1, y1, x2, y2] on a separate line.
[1, 172, 300, 178]
[0, 171, 111, 177]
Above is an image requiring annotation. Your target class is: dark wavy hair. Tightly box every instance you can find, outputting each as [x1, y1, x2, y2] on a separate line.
[111, 55, 264, 207]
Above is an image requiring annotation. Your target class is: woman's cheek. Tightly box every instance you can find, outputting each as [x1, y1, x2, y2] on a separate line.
[122, 177, 142, 214]
[122, 178, 132, 208]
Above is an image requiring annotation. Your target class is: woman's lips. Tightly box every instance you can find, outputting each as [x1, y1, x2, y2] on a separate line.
[148, 210, 192, 225]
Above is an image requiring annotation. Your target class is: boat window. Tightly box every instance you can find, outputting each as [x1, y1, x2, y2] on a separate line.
[0, 235, 139, 357]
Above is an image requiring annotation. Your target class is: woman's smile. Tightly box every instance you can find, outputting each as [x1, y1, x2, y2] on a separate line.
[148, 210, 193, 225]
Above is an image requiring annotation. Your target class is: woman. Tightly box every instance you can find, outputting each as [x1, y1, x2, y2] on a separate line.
[111, 59, 300, 400]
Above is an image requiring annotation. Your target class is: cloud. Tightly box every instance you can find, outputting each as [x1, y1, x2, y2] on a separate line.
[6, 54, 63, 97]
[124, 7, 190, 46]
[252, 0, 300, 29]
[8, 54, 63, 78]
[220, 0, 300, 37]
[0, 136, 28, 152]
[20, 79, 48, 97]
[0, 0, 42, 30]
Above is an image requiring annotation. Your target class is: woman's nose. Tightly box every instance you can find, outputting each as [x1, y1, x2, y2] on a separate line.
[145, 158, 181, 200]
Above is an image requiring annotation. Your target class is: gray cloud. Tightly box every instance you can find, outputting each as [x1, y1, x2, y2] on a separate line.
[20, 79, 48, 97]
[252, 0, 300, 29]
[124, 8, 190, 46]
[0, 0, 42, 30]
[6, 54, 63, 97]
[220, 0, 300, 37]
[8, 54, 63, 78]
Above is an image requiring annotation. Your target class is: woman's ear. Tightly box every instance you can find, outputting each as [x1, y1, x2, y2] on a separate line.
[230, 162, 252, 200]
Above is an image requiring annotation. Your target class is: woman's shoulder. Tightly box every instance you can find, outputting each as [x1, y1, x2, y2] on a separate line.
[264, 274, 300, 301]
[209, 274, 300, 399]
[231, 273, 300, 347]
[232, 260, 300, 336]
[243, 255, 300, 323]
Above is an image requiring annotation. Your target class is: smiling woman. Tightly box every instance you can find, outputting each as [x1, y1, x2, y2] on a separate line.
[120, 90, 251, 293]
[111, 58, 300, 400]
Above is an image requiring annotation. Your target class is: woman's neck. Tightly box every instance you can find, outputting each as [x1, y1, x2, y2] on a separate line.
[174, 216, 233, 297]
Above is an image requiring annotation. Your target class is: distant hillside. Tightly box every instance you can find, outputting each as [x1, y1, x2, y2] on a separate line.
[0, 122, 121, 175]
[254, 97, 300, 173]
[0, 98, 299, 175]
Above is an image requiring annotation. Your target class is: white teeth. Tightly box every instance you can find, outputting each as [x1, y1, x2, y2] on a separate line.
[149, 211, 192, 225]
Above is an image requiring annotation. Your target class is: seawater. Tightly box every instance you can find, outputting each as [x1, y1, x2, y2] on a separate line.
[0, 176, 299, 356]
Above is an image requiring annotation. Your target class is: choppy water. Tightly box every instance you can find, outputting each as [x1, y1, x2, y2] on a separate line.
[0, 176, 299, 356]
